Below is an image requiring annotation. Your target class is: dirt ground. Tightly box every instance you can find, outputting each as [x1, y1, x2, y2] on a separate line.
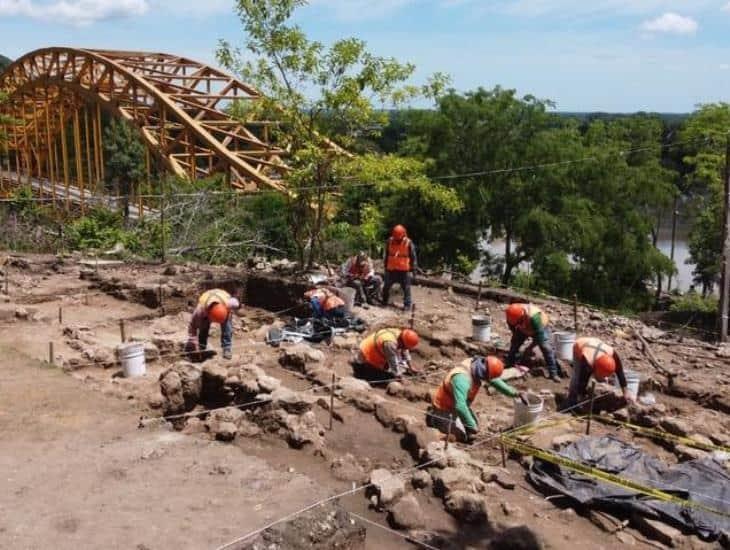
[0, 253, 728, 549]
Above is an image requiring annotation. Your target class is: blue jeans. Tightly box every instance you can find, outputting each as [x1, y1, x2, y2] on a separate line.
[507, 328, 560, 376]
[199, 314, 233, 352]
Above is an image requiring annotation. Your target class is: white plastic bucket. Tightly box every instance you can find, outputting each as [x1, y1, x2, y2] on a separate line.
[118, 342, 146, 378]
[553, 331, 576, 361]
[471, 315, 491, 342]
[339, 287, 356, 312]
[615, 369, 641, 399]
[513, 394, 544, 427]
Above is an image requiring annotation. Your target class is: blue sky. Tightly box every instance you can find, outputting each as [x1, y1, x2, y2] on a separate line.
[1, 0, 730, 112]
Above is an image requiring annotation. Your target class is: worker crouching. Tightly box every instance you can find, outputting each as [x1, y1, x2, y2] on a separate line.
[341, 251, 383, 306]
[505, 303, 563, 382]
[566, 337, 635, 409]
[186, 288, 240, 360]
[428, 356, 526, 443]
[353, 327, 419, 380]
[304, 286, 346, 320]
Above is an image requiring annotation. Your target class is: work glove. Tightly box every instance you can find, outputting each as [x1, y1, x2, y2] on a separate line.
[465, 426, 479, 444]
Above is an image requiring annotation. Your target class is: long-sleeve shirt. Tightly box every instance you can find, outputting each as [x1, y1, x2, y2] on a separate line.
[341, 257, 375, 280]
[188, 297, 240, 338]
[382, 341, 411, 375]
[450, 373, 518, 430]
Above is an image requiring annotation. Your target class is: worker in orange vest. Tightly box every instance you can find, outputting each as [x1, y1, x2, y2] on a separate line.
[304, 286, 346, 320]
[505, 302, 563, 382]
[341, 251, 383, 306]
[382, 224, 417, 311]
[428, 356, 527, 443]
[566, 336, 634, 408]
[186, 288, 241, 360]
[354, 327, 419, 379]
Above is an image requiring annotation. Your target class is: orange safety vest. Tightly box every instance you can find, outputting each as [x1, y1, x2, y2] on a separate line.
[307, 288, 345, 311]
[385, 237, 412, 272]
[359, 328, 401, 370]
[348, 257, 370, 279]
[198, 289, 231, 308]
[573, 337, 614, 369]
[432, 366, 480, 412]
[514, 304, 549, 337]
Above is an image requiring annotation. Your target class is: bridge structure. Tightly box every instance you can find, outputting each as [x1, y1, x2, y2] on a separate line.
[0, 47, 291, 215]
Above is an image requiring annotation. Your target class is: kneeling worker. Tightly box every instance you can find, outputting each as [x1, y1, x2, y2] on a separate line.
[505, 302, 563, 382]
[566, 336, 635, 409]
[187, 288, 240, 360]
[429, 356, 527, 443]
[354, 327, 419, 378]
[304, 286, 346, 320]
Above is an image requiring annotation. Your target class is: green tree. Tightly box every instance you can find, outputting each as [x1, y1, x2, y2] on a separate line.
[679, 103, 730, 294]
[103, 119, 144, 222]
[216, 0, 437, 268]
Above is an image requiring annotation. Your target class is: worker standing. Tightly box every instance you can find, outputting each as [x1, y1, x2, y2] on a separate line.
[566, 336, 635, 408]
[304, 286, 346, 320]
[428, 356, 527, 443]
[341, 251, 383, 306]
[186, 288, 240, 360]
[382, 224, 417, 311]
[353, 327, 419, 379]
[505, 302, 563, 382]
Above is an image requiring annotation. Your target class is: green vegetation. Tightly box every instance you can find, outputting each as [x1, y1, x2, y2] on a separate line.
[0, 54, 11, 71]
[670, 292, 718, 314]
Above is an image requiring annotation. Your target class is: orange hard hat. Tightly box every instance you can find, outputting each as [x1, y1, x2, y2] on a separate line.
[392, 224, 407, 240]
[208, 302, 229, 324]
[399, 328, 419, 349]
[506, 303, 526, 327]
[593, 354, 616, 380]
[486, 356, 505, 380]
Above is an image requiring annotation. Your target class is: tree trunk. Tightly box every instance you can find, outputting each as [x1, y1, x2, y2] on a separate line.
[501, 231, 513, 285]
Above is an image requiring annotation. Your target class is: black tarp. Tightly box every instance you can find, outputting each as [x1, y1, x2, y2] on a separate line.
[528, 435, 730, 543]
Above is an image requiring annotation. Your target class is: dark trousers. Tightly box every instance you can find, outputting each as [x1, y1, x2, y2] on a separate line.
[382, 270, 412, 308]
[199, 315, 233, 352]
[346, 275, 383, 304]
[507, 329, 561, 376]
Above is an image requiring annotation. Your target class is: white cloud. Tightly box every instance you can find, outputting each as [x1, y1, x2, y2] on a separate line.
[641, 12, 698, 34]
[0, 0, 148, 25]
[723, 1, 730, 11]
[307, 0, 415, 21]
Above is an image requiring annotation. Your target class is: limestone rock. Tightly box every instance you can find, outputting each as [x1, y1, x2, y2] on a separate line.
[489, 525, 543, 550]
[268, 387, 316, 414]
[411, 470, 431, 490]
[551, 434, 581, 450]
[633, 516, 682, 547]
[422, 441, 472, 469]
[388, 494, 425, 530]
[278, 343, 323, 372]
[284, 411, 325, 449]
[338, 376, 372, 396]
[375, 401, 401, 429]
[213, 422, 237, 442]
[444, 491, 488, 523]
[431, 466, 483, 497]
[660, 417, 691, 437]
[386, 381, 405, 397]
[369, 468, 405, 507]
[257, 373, 281, 393]
[330, 454, 367, 483]
[674, 444, 707, 461]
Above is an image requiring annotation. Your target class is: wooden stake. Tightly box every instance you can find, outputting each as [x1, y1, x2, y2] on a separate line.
[4, 267, 8, 294]
[84, 293, 89, 306]
[475, 280, 483, 311]
[119, 319, 126, 343]
[573, 293, 578, 333]
[444, 413, 453, 450]
[48, 342, 54, 366]
[328, 371, 335, 431]
[500, 438, 507, 467]
[409, 303, 416, 329]
[58, 306, 62, 325]
[585, 381, 596, 435]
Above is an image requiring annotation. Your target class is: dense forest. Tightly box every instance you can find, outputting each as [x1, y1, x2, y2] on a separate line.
[0, 1, 727, 315]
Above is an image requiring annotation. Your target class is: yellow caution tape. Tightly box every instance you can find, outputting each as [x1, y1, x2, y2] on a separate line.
[501, 435, 730, 518]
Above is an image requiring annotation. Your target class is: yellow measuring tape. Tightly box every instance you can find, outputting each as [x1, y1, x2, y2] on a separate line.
[501, 435, 730, 519]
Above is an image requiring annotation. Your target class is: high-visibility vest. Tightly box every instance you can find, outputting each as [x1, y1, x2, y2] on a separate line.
[432, 366, 480, 412]
[347, 257, 370, 279]
[359, 328, 401, 370]
[385, 237, 412, 272]
[514, 304, 549, 336]
[198, 289, 231, 308]
[309, 288, 345, 311]
[573, 337, 614, 369]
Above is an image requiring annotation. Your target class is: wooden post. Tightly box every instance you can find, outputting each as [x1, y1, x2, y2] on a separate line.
[475, 280, 483, 311]
[84, 293, 89, 306]
[718, 137, 730, 343]
[667, 196, 679, 292]
[59, 104, 70, 211]
[84, 107, 93, 198]
[73, 108, 85, 213]
[48, 342, 54, 366]
[3, 266, 8, 294]
[585, 381, 596, 435]
[119, 319, 126, 343]
[160, 181, 166, 262]
[328, 371, 335, 431]
[573, 293, 578, 333]
[58, 306, 62, 325]
[96, 103, 105, 183]
[444, 413, 453, 450]
[409, 303, 416, 329]
[500, 437, 507, 467]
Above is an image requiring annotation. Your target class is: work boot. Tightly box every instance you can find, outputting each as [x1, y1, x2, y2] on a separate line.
[222, 349, 232, 360]
[549, 373, 561, 383]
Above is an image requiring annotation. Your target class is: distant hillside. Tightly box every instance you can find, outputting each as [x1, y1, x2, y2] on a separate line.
[0, 54, 11, 71]
[557, 111, 689, 125]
